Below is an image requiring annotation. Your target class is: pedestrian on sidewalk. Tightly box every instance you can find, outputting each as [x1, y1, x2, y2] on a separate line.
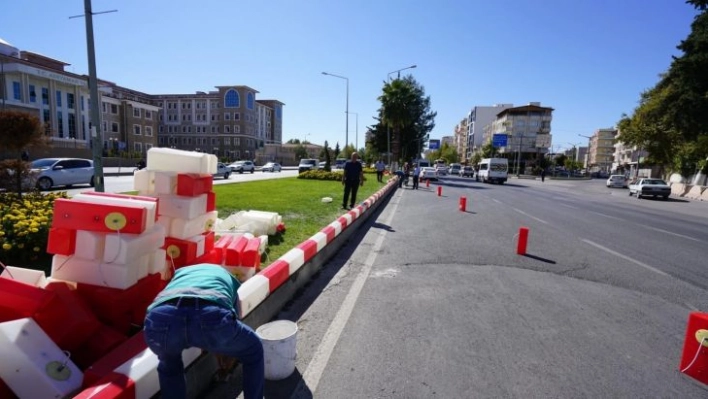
[412, 163, 421, 189]
[375, 159, 385, 182]
[144, 264, 264, 399]
[541, 169, 546, 182]
[342, 152, 364, 210]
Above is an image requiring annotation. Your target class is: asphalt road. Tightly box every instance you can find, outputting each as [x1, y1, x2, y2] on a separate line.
[210, 175, 708, 398]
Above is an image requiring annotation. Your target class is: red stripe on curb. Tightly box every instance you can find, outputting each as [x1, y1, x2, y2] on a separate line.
[73, 372, 136, 399]
[297, 240, 318, 263]
[337, 216, 349, 229]
[321, 225, 336, 243]
[261, 260, 290, 293]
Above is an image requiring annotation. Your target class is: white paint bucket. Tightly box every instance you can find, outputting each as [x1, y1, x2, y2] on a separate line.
[256, 320, 298, 380]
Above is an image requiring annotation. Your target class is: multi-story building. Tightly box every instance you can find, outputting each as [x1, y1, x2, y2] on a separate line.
[453, 118, 468, 163]
[612, 129, 647, 176]
[585, 128, 617, 173]
[1, 38, 284, 163]
[465, 104, 514, 159]
[489, 103, 553, 173]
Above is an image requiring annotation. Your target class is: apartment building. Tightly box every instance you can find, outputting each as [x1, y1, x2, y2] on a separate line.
[465, 104, 514, 159]
[612, 129, 647, 176]
[585, 128, 617, 173]
[488, 103, 553, 171]
[453, 118, 468, 163]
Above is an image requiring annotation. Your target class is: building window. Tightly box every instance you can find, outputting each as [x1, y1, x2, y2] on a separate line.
[211, 138, 218, 145]
[233, 112, 240, 120]
[29, 85, 36, 102]
[57, 111, 64, 138]
[133, 107, 141, 118]
[42, 88, 49, 105]
[111, 122, 119, 133]
[224, 113, 231, 121]
[159, 126, 164, 133]
[56, 91, 62, 107]
[276, 105, 282, 119]
[146, 143, 153, 151]
[11, 82, 21, 100]
[68, 114, 77, 139]
[80, 95, 84, 110]
[247, 92, 254, 110]
[67, 93, 75, 109]
[111, 104, 118, 114]
[145, 110, 152, 120]
[134, 142, 143, 153]
[43, 109, 50, 125]
[224, 137, 231, 145]
[235, 137, 240, 146]
[102, 102, 107, 113]
[234, 125, 240, 134]
[225, 126, 231, 133]
[133, 125, 142, 135]
[224, 89, 240, 108]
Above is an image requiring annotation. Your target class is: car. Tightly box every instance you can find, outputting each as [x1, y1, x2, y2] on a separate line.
[319, 161, 327, 169]
[298, 158, 319, 173]
[334, 159, 347, 169]
[460, 166, 474, 178]
[606, 175, 627, 188]
[213, 162, 231, 179]
[228, 160, 255, 174]
[628, 178, 671, 200]
[261, 162, 282, 172]
[30, 158, 95, 191]
[419, 167, 438, 181]
[449, 164, 461, 176]
[435, 165, 448, 176]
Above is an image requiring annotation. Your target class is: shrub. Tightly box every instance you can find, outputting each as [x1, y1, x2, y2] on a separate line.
[0, 192, 67, 272]
[297, 170, 343, 181]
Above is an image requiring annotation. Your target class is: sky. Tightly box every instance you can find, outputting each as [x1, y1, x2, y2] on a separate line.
[0, 0, 699, 154]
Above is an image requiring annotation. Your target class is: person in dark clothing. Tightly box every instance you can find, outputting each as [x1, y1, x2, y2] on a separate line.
[541, 169, 546, 182]
[136, 159, 146, 170]
[342, 152, 364, 210]
[144, 264, 264, 399]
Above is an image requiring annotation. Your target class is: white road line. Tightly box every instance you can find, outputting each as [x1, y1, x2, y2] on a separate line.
[589, 211, 625, 221]
[582, 239, 669, 277]
[637, 224, 701, 242]
[559, 203, 578, 209]
[292, 189, 401, 397]
[492, 198, 501, 204]
[512, 208, 548, 224]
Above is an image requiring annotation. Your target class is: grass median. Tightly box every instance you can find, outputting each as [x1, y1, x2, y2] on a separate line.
[214, 175, 391, 264]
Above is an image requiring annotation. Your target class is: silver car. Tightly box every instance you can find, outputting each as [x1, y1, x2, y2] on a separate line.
[606, 175, 627, 188]
[30, 158, 95, 190]
[262, 162, 282, 172]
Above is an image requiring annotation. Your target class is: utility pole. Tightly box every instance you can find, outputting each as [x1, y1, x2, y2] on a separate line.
[70, 1, 117, 192]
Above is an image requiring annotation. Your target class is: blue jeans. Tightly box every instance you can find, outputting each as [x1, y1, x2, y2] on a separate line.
[144, 298, 264, 399]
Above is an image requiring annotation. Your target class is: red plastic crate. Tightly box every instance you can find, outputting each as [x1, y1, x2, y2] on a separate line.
[163, 237, 198, 268]
[0, 278, 55, 322]
[224, 236, 249, 266]
[71, 324, 128, 370]
[206, 191, 216, 212]
[52, 198, 147, 234]
[242, 238, 261, 269]
[46, 227, 77, 255]
[81, 192, 159, 221]
[680, 312, 708, 384]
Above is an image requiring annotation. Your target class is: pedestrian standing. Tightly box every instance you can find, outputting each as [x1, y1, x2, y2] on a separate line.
[412, 164, 421, 189]
[541, 169, 546, 182]
[144, 264, 264, 399]
[375, 159, 385, 182]
[342, 152, 364, 210]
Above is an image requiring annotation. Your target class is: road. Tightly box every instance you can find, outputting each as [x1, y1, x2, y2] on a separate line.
[49, 169, 299, 196]
[209, 175, 708, 398]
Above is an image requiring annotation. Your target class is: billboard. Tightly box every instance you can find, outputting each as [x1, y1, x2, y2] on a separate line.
[428, 139, 440, 150]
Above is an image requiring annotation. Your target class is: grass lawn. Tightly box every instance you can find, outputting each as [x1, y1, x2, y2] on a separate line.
[213, 174, 392, 264]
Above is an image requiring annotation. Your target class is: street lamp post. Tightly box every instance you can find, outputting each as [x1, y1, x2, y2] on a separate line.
[321, 72, 349, 149]
[348, 112, 358, 151]
[385, 64, 416, 167]
[578, 133, 593, 171]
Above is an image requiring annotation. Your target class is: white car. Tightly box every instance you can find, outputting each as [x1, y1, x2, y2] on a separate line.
[606, 175, 627, 188]
[213, 162, 231, 179]
[228, 160, 255, 174]
[419, 167, 438, 181]
[261, 162, 282, 172]
[30, 158, 95, 191]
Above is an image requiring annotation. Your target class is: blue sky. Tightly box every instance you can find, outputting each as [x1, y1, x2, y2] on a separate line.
[1, 0, 699, 153]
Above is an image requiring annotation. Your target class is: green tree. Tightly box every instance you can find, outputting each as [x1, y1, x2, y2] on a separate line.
[0, 110, 47, 194]
[334, 142, 341, 159]
[554, 154, 567, 168]
[286, 138, 301, 144]
[320, 140, 332, 171]
[294, 143, 308, 160]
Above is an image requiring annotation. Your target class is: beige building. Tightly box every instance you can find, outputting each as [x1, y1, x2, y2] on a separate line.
[612, 129, 647, 176]
[585, 128, 617, 173]
[453, 118, 468, 163]
[488, 103, 553, 172]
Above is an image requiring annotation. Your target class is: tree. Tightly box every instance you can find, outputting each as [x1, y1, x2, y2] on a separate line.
[0, 110, 47, 194]
[320, 141, 332, 171]
[294, 143, 308, 160]
[334, 142, 341, 159]
[286, 138, 301, 144]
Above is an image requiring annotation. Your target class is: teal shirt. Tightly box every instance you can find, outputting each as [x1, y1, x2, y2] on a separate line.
[148, 264, 241, 313]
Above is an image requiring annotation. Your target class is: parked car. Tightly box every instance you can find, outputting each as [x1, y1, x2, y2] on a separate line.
[213, 162, 231, 179]
[449, 164, 461, 176]
[606, 175, 627, 188]
[628, 178, 671, 200]
[420, 167, 438, 181]
[30, 158, 95, 191]
[460, 166, 474, 178]
[228, 160, 255, 174]
[298, 158, 319, 173]
[261, 162, 282, 172]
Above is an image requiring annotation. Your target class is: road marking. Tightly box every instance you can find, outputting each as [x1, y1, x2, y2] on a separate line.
[512, 208, 548, 224]
[582, 239, 669, 277]
[559, 203, 578, 209]
[589, 211, 625, 221]
[492, 198, 501, 204]
[636, 224, 701, 242]
[293, 188, 401, 397]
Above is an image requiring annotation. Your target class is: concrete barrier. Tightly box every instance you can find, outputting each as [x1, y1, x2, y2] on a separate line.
[686, 185, 705, 200]
[670, 183, 689, 197]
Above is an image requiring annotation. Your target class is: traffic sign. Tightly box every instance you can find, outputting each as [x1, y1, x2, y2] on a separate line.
[429, 139, 440, 150]
[492, 134, 508, 147]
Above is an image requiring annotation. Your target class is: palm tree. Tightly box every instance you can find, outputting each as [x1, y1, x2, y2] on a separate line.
[379, 79, 417, 165]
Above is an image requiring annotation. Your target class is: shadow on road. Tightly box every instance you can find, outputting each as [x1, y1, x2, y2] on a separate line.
[523, 253, 557, 264]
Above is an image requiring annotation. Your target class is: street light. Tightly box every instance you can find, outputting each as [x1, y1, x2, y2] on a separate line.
[347, 112, 358, 150]
[321, 72, 349, 149]
[578, 133, 593, 171]
[385, 64, 417, 167]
